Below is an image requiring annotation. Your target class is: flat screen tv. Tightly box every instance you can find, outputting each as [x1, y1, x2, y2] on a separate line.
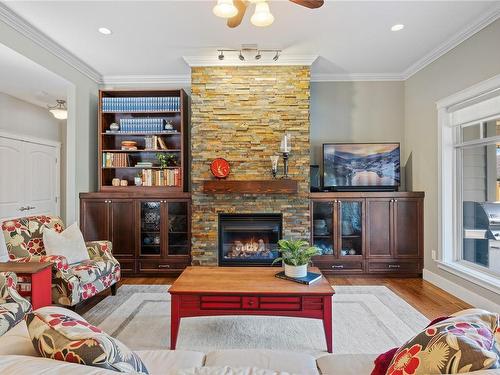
[323, 143, 400, 191]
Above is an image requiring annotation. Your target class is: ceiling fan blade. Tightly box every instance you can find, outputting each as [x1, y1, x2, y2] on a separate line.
[227, 0, 248, 28]
[289, 0, 324, 9]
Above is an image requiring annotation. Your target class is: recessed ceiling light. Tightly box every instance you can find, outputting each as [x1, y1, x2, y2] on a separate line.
[391, 24, 405, 32]
[98, 27, 112, 35]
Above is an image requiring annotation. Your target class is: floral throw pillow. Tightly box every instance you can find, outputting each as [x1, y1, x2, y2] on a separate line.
[25, 308, 148, 374]
[386, 310, 500, 374]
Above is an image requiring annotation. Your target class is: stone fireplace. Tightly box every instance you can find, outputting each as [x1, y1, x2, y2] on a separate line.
[191, 66, 311, 266]
[218, 213, 282, 266]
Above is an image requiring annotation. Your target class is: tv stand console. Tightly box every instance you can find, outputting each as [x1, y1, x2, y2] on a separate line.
[310, 191, 424, 276]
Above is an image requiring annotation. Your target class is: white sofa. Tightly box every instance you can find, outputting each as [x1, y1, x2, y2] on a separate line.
[1, 308, 499, 374]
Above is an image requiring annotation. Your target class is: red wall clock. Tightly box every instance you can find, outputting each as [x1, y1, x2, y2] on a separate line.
[210, 158, 230, 179]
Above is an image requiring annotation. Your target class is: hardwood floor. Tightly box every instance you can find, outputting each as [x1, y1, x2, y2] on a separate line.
[76, 275, 471, 320]
[326, 277, 471, 319]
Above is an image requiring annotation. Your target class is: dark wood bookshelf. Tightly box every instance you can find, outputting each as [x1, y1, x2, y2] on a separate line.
[98, 89, 189, 192]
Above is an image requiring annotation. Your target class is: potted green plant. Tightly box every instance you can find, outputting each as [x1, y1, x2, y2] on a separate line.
[272, 239, 320, 278]
[156, 153, 177, 168]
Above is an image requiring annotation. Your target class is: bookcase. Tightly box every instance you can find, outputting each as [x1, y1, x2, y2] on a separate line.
[98, 89, 189, 193]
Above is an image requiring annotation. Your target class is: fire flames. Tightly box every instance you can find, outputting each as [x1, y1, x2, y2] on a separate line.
[226, 238, 271, 258]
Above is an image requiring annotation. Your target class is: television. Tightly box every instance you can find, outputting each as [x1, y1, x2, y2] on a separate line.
[323, 143, 400, 191]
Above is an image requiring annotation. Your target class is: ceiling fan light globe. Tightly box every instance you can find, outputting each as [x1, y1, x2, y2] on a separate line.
[50, 109, 68, 120]
[251, 2, 274, 27]
[213, 0, 238, 18]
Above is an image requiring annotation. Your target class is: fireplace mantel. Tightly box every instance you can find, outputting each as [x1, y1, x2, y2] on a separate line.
[202, 179, 299, 194]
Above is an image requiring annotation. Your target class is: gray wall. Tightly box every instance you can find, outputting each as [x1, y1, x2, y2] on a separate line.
[310, 81, 405, 185]
[405, 19, 500, 306]
[0, 92, 62, 141]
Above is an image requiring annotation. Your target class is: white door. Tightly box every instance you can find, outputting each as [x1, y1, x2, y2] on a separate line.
[0, 137, 25, 218]
[24, 142, 59, 216]
[0, 135, 59, 219]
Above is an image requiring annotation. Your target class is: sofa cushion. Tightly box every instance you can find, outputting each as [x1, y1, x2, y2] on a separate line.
[2, 215, 64, 259]
[176, 367, 298, 375]
[136, 350, 205, 375]
[385, 309, 500, 374]
[25, 306, 149, 374]
[43, 222, 90, 264]
[317, 354, 378, 375]
[0, 355, 121, 374]
[205, 350, 319, 375]
[0, 320, 38, 356]
[68, 259, 116, 284]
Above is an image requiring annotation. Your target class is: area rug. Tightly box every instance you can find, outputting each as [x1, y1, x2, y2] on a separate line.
[83, 285, 428, 355]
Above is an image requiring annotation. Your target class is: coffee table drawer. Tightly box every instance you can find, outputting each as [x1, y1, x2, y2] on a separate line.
[259, 296, 301, 310]
[201, 296, 241, 309]
[199, 295, 302, 310]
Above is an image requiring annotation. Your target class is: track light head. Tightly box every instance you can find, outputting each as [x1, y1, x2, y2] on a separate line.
[238, 50, 245, 61]
[218, 51, 225, 60]
[273, 51, 280, 61]
[255, 51, 262, 60]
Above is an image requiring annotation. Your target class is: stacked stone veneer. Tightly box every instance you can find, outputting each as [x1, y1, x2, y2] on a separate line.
[191, 66, 311, 265]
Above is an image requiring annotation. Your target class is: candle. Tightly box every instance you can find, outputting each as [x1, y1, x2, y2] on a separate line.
[280, 133, 291, 153]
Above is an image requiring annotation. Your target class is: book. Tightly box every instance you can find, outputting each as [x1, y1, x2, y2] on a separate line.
[275, 271, 322, 285]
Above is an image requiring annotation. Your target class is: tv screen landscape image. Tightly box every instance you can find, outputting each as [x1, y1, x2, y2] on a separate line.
[323, 143, 400, 190]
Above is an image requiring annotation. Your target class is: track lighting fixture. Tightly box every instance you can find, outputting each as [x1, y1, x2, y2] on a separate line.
[215, 48, 282, 62]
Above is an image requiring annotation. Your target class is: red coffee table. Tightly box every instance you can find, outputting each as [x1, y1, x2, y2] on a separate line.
[169, 266, 334, 353]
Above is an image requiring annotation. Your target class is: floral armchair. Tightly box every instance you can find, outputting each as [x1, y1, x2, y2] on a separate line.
[0, 272, 32, 336]
[1, 215, 120, 307]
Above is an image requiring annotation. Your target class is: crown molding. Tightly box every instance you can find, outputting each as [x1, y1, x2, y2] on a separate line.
[183, 54, 318, 67]
[402, 3, 500, 80]
[100, 75, 191, 87]
[311, 72, 405, 82]
[0, 3, 101, 83]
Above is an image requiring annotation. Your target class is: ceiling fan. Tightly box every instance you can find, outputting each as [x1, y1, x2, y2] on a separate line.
[213, 0, 324, 28]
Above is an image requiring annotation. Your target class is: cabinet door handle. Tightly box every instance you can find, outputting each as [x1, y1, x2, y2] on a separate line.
[332, 264, 344, 269]
[394, 199, 398, 203]
[158, 264, 171, 269]
[19, 206, 29, 211]
[388, 264, 401, 269]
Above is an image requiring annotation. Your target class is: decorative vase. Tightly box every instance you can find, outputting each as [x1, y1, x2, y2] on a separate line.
[284, 263, 307, 278]
[134, 177, 142, 186]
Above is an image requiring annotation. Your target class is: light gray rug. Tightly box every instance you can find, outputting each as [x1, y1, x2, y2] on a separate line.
[83, 285, 428, 355]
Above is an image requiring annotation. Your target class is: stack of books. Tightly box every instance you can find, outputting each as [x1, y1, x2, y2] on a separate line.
[145, 135, 168, 150]
[119, 118, 164, 133]
[141, 168, 181, 187]
[102, 97, 180, 112]
[135, 161, 153, 168]
[103, 153, 130, 167]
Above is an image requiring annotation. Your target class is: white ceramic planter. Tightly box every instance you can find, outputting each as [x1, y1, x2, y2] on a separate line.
[284, 263, 307, 278]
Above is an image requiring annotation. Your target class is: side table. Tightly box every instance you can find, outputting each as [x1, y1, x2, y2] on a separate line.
[0, 262, 52, 309]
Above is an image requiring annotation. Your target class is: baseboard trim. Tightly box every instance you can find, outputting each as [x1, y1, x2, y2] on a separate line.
[423, 268, 500, 313]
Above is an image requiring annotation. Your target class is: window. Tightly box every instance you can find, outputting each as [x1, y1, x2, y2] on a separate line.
[438, 77, 500, 293]
[457, 118, 500, 276]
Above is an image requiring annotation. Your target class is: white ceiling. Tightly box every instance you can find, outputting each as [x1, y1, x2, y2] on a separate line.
[3, 0, 500, 81]
[0, 43, 69, 107]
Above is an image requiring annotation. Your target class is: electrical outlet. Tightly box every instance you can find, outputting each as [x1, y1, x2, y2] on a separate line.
[431, 250, 437, 260]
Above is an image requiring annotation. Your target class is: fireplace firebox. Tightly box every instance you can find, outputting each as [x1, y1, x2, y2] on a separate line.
[218, 213, 283, 266]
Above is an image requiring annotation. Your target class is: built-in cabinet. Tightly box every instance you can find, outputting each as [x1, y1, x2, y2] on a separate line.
[310, 192, 424, 276]
[80, 194, 191, 276]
